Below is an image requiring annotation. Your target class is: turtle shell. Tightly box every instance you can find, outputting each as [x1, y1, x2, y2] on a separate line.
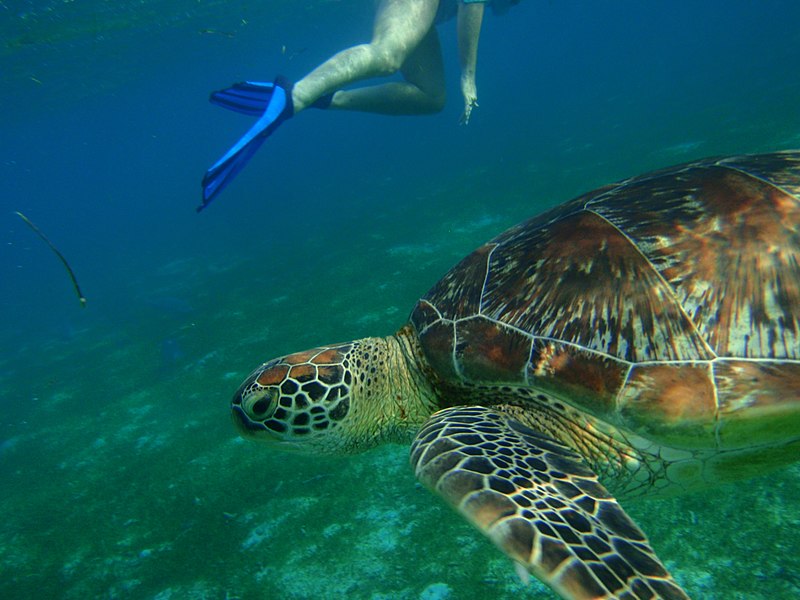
[410, 151, 800, 451]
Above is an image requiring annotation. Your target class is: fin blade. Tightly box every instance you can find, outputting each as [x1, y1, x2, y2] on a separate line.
[200, 78, 293, 211]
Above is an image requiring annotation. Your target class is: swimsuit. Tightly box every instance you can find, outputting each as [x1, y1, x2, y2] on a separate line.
[434, 0, 517, 25]
[434, 0, 491, 25]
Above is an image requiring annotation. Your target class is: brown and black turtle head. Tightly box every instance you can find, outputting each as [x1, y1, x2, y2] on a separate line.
[232, 342, 357, 453]
[231, 334, 434, 453]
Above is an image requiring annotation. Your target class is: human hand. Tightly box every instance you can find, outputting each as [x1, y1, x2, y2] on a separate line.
[460, 76, 478, 125]
[460, 97, 479, 125]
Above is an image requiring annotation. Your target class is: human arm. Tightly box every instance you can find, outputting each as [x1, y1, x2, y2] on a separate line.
[457, 0, 486, 124]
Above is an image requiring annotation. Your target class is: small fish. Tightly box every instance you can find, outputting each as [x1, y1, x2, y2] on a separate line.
[199, 28, 236, 39]
[281, 45, 307, 61]
[145, 296, 194, 315]
[160, 338, 185, 365]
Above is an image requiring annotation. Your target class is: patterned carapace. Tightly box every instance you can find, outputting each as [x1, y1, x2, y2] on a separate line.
[412, 152, 800, 451]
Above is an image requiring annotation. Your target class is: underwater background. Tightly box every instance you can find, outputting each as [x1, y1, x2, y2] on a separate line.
[2, 0, 800, 598]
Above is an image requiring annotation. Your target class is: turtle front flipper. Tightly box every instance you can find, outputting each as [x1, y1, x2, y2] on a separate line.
[410, 406, 689, 600]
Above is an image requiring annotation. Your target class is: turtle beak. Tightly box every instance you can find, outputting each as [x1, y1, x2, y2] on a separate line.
[230, 372, 275, 437]
[231, 403, 264, 435]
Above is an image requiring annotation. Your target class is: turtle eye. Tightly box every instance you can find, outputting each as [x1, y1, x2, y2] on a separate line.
[252, 397, 272, 416]
[242, 387, 278, 420]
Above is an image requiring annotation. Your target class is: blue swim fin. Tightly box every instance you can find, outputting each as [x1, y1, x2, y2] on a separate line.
[210, 81, 276, 117]
[199, 76, 294, 212]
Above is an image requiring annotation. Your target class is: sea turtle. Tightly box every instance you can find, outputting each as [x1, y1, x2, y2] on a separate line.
[231, 151, 800, 599]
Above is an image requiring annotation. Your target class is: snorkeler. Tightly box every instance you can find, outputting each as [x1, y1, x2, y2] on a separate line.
[200, 0, 519, 211]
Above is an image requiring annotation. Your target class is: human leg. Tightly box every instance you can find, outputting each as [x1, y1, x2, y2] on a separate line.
[292, 0, 440, 113]
[201, 0, 443, 206]
[329, 25, 446, 115]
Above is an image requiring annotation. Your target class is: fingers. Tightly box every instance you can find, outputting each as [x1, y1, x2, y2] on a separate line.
[460, 98, 479, 125]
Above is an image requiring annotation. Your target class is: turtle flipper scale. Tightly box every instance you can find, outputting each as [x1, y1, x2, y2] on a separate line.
[410, 406, 690, 600]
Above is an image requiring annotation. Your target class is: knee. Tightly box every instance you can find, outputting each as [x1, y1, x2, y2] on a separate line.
[368, 45, 405, 76]
[416, 86, 446, 114]
[426, 90, 446, 114]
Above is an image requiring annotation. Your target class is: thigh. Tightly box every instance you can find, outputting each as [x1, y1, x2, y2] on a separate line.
[372, 0, 439, 56]
[400, 26, 445, 97]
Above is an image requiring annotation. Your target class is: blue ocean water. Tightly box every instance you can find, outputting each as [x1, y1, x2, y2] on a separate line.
[1, 0, 799, 598]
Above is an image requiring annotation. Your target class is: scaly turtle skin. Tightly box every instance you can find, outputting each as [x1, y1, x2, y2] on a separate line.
[231, 151, 800, 600]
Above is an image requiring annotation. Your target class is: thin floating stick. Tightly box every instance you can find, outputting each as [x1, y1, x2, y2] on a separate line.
[15, 211, 87, 308]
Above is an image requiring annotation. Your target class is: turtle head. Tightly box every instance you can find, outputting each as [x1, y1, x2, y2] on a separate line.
[232, 335, 433, 453]
[232, 342, 355, 452]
